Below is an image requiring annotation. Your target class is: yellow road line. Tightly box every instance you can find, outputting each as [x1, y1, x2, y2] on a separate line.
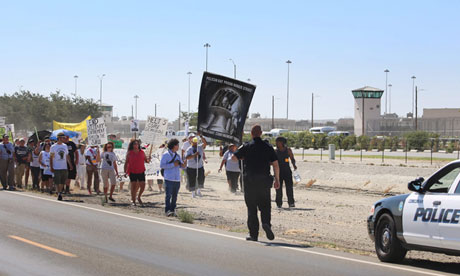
[8, 235, 77, 258]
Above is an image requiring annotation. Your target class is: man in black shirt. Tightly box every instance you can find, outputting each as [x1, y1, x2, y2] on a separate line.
[14, 138, 30, 189]
[275, 136, 297, 208]
[64, 135, 78, 194]
[233, 125, 280, 241]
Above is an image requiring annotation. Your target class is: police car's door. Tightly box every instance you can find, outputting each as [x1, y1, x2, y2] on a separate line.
[403, 192, 442, 248]
[438, 174, 460, 251]
[403, 163, 460, 248]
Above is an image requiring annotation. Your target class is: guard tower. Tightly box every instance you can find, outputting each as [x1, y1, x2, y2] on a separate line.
[352, 86, 384, 136]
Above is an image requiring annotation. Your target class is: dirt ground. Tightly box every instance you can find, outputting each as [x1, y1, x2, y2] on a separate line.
[28, 154, 460, 263]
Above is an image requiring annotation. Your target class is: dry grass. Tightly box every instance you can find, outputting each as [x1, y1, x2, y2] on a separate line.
[306, 179, 316, 188]
[383, 185, 396, 194]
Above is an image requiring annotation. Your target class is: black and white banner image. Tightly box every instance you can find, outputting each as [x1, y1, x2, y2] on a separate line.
[86, 117, 108, 146]
[198, 72, 256, 144]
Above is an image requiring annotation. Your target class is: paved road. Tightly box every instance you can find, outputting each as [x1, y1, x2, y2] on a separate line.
[291, 148, 460, 160]
[0, 191, 458, 276]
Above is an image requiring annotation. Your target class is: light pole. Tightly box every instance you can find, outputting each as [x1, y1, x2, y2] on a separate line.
[204, 43, 211, 71]
[98, 74, 106, 107]
[155, 103, 157, 117]
[388, 84, 392, 114]
[411, 76, 416, 116]
[134, 95, 139, 120]
[187, 72, 192, 114]
[311, 93, 320, 129]
[229, 58, 236, 79]
[272, 96, 275, 130]
[384, 69, 389, 114]
[286, 60, 292, 119]
[415, 87, 426, 131]
[74, 75, 78, 96]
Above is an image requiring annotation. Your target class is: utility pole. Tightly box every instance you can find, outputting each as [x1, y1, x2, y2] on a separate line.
[98, 74, 106, 108]
[271, 96, 275, 130]
[411, 76, 416, 116]
[155, 103, 157, 117]
[384, 69, 389, 114]
[74, 75, 78, 96]
[178, 102, 181, 131]
[134, 95, 139, 119]
[311, 93, 314, 129]
[415, 86, 418, 131]
[388, 84, 392, 113]
[187, 72, 192, 114]
[204, 43, 211, 71]
[229, 58, 236, 79]
[286, 60, 292, 119]
[362, 97, 365, 136]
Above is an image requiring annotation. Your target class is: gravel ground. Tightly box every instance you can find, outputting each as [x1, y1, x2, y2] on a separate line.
[27, 154, 460, 263]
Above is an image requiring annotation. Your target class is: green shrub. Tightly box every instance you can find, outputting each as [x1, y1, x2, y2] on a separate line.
[177, 210, 194, 224]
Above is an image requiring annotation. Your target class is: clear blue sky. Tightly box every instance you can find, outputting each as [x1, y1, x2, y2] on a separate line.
[1, 0, 459, 122]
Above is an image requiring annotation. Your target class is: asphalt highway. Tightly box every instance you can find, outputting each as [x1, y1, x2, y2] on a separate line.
[0, 191, 457, 276]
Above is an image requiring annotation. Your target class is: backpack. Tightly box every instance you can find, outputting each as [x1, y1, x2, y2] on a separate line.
[161, 153, 178, 176]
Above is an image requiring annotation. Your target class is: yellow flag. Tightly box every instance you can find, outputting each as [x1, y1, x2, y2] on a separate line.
[53, 115, 92, 140]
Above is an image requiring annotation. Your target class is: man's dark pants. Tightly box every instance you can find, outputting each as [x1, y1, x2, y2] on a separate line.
[244, 182, 271, 239]
[275, 170, 294, 207]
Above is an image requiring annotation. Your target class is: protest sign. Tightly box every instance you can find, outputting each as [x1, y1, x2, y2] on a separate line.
[198, 72, 256, 144]
[86, 117, 108, 146]
[0, 117, 5, 126]
[0, 124, 15, 138]
[130, 119, 139, 133]
[140, 116, 168, 146]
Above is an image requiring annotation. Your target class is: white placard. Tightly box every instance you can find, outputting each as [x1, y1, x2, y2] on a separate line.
[86, 117, 108, 146]
[140, 116, 168, 146]
[130, 119, 139, 133]
[0, 117, 5, 126]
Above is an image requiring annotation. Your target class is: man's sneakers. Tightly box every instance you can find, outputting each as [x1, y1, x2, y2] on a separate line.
[197, 189, 202, 197]
[289, 203, 295, 208]
[246, 235, 258, 242]
[108, 197, 115, 202]
[262, 224, 275, 241]
[57, 193, 63, 201]
[192, 191, 196, 198]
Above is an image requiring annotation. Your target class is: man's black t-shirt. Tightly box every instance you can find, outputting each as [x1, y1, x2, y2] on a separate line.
[65, 141, 77, 167]
[234, 137, 277, 179]
[14, 146, 29, 164]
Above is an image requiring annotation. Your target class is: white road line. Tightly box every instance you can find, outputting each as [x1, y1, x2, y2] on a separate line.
[5, 191, 448, 276]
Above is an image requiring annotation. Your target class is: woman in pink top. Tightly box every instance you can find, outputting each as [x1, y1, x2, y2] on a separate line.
[124, 140, 150, 206]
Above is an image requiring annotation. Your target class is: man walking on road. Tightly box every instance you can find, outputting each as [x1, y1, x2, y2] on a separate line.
[275, 136, 297, 209]
[64, 135, 78, 194]
[14, 138, 30, 189]
[233, 125, 280, 242]
[0, 134, 15, 190]
[50, 132, 73, 201]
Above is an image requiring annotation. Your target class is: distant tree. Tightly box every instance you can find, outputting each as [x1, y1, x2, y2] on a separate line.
[0, 90, 101, 131]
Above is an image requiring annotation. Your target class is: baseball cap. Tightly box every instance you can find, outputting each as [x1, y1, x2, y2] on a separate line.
[2, 134, 9, 139]
[57, 132, 66, 138]
[192, 137, 198, 143]
[19, 138, 25, 142]
[188, 133, 196, 139]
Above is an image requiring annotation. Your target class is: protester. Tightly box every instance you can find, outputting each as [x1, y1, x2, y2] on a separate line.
[160, 138, 184, 216]
[85, 145, 101, 195]
[24, 140, 35, 189]
[233, 125, 280, 241]
[124, 139, 150, 206]
[275, 137, 297, 209]
[218, 144, 240, 193]
[101, 141, 119, 203]
[39, 143, 53, 193]
[14, 138, 30, 189]
[50, 132, 73, 201]
[185, 137, 206, 198]
[30, 143, 41, 190]
[64, 135, 78, 194]
[0, 134, 15, 190]
[75, 144, 86, 189]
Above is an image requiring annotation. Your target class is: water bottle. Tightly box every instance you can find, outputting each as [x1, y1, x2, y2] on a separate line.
[293, 170, 301, 184]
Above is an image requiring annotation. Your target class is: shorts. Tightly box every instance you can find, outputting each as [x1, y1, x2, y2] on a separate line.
[42, 174, 52, 181]
[101, 169, 117, 188]
[53, 169, 68, 185]
[129, 172, 145, 182]
[67, 167, 77, 180]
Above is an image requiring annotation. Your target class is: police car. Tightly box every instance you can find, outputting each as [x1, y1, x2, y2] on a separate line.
[367, 160, 460, 263]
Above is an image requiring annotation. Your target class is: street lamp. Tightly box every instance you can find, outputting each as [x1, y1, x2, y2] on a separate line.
[388, 84, 392, 114]
[271, 96, 281, 130]
[229, 58, 236, 79]
[286, 60, 292, 119]
[98, 74, 106, 107]
[415, 87, 426, 131]
[311, 93, 321, 129]
[134, 95, 139, 120]
[187, 72, 192, 114]
[384, 69, 390, 114]
[74, 75, 78, 96]
[411, 76, 416, 116]
[204, 43, 211, 71]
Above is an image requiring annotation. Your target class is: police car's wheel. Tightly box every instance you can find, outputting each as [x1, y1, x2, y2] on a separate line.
[375, 213, 407, 263]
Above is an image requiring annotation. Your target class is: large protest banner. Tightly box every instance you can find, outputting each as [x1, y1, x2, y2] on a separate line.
[140, 116, 169, 146]
[198, 72, 256, 144]
[86, 117, 108, 146]
[53, 115, 91, 140]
